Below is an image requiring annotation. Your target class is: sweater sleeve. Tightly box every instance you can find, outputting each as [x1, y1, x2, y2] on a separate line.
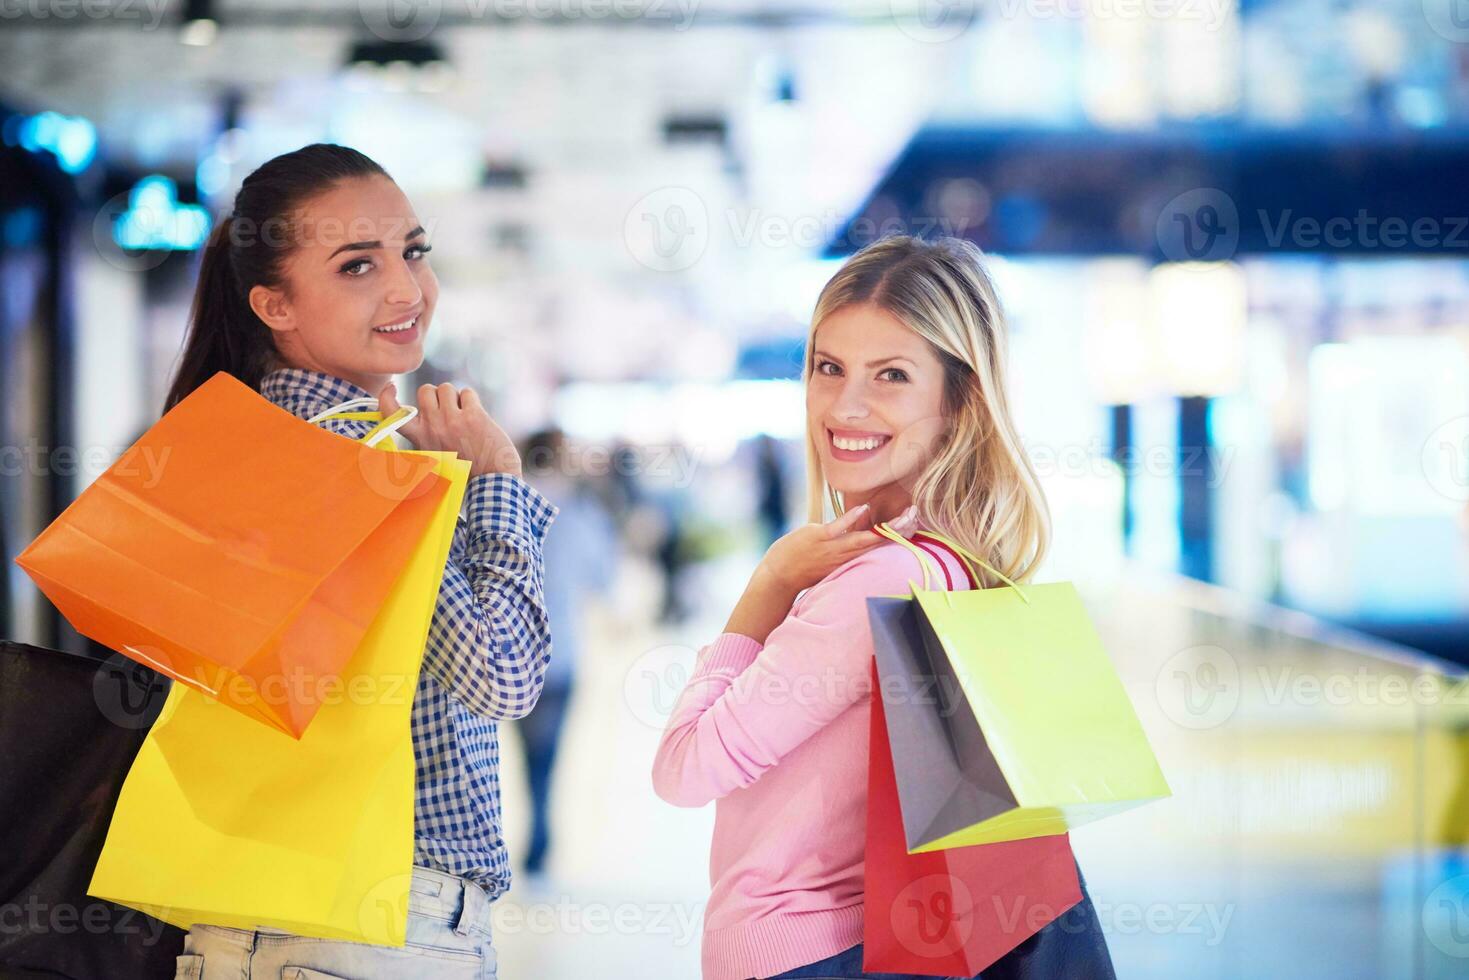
[650, 546, 923, 808]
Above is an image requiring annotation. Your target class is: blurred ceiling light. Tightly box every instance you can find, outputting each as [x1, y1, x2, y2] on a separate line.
[1159, 16, 1241, 119]
[1343, 9, 1406, 79]
[179, 0, 218, 46]
[1079, 20, 1154, 128]
[480, 161, 528, 190]
[554, 380, 805, 453]
[1082, 260, 1155, 404]
[113, 176, 211, 251]
[774, 71, 798, 104]
[215, 127, 247, 164]
[1310, 336, 1469, 517]
[1149, 262, 1246, 397]
[382, 61, 415, 93]
[930, 177, 990, 236]
[754, 54, 798, 105]
[13, 111, 97, 174]
[345, 39, 449, 91]
[417, 61, 456, 94]
[662, 115, 728, 148]
[195, 151, 229, 197]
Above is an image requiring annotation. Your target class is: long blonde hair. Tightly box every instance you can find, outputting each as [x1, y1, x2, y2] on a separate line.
[803, 236, 1051, 586]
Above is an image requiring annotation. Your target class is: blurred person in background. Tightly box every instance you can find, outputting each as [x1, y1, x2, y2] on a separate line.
[754, 434, 791, 547]
[516, 427, 618, 876]
[160, 142, 555, 978]
[653, 482, 694, 624]
[651, 237, 1113, 980]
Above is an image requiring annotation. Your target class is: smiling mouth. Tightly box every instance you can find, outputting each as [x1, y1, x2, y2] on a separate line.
[373, 315, 419, 334]
[828, 428, 892, 455]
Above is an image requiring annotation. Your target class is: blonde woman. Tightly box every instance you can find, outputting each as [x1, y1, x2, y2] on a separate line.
[652, 237, 1114, 980]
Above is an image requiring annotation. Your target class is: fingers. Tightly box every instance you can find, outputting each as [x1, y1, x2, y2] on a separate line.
[378, 382, 399, 415]
[437, 382, 461, 424]
[378, 381, 423, 444]
[416, 383, 439, 415]
[836, 531, 887, 557]
[886, 504, 920, 538]
[416, 383, 452, 443]
[824, 503, 871, 538]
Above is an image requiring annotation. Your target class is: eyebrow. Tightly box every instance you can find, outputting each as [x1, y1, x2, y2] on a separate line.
[813, 350, 917, 368]
[327, 225, 426, 261]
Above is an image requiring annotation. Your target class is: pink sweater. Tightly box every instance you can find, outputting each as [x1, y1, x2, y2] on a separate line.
[651, 537, 972, 980]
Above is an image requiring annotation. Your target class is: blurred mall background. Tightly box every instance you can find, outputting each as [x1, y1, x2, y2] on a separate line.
[4, 1, 1469, 977]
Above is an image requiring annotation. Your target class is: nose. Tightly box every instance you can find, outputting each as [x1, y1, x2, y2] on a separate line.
[384, 254, 424, 307]
[831, 376, 871, 422]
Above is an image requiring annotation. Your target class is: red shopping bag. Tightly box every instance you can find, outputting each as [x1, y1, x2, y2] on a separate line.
[864, 662, 1083, 976]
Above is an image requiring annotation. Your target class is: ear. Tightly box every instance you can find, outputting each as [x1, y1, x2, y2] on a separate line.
[248, 283, 294, 335]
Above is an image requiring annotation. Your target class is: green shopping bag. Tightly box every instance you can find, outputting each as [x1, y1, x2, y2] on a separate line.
[870, 525, 1170, 853]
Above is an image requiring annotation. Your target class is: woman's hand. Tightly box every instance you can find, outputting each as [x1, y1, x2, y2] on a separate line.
[379, 381, 522, 478]
[756, 504, 888, 594]
[723, 504, 917, 643]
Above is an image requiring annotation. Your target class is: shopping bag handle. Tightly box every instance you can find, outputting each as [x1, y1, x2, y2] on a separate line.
[873, 522, 1031, 605]
[308, 397, 417, 449]
[872, 522, 941, 592]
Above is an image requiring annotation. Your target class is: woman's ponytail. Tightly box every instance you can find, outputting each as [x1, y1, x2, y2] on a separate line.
[163, 216, 275, 412]
[163, 143, 389, 414]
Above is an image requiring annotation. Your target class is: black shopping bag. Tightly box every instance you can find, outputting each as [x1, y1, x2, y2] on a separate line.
[0, 640, 185, 979]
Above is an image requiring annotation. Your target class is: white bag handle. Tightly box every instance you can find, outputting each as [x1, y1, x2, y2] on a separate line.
[308, 397, 418, 449]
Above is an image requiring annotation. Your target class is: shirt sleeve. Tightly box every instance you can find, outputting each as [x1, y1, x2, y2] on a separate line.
[309, 412, 559, 719]
[421, 472, 559, 720]
[650, 546, 920, 808]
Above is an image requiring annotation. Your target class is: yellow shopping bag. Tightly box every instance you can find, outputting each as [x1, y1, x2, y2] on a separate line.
[869, 525, 1170, 853]
[88, 409, 470, 946]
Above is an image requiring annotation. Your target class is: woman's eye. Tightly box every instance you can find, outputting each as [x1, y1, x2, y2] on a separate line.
[406, 243, 433, 260]
[341, 258, 371, 276]
[816, 360, 841, 376]
[881, 368, 909, 383]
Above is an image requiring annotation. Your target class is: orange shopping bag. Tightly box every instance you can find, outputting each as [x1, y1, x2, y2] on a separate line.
[15, 371, 446, 738]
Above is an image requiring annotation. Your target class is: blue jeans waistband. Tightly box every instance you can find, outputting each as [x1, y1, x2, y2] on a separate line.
[407, 864, 495, 939]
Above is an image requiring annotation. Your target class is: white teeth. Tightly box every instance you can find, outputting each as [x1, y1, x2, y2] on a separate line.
[374, 317, 417, 334]
[832, 434, 886, 452]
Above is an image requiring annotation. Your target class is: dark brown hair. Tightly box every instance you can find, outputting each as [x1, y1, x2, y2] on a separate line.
[163, 143, 389, 412]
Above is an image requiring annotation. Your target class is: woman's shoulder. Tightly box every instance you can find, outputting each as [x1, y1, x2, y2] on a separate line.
[809, 536, 955, 602]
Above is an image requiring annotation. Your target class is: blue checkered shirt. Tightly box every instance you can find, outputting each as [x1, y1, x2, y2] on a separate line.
[259, 367, 557, 898]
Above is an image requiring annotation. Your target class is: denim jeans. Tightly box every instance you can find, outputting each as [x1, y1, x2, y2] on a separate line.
[515, 679, 574, 874]
[763, 865, 1114, 980]
[173, 866, 497, 979]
